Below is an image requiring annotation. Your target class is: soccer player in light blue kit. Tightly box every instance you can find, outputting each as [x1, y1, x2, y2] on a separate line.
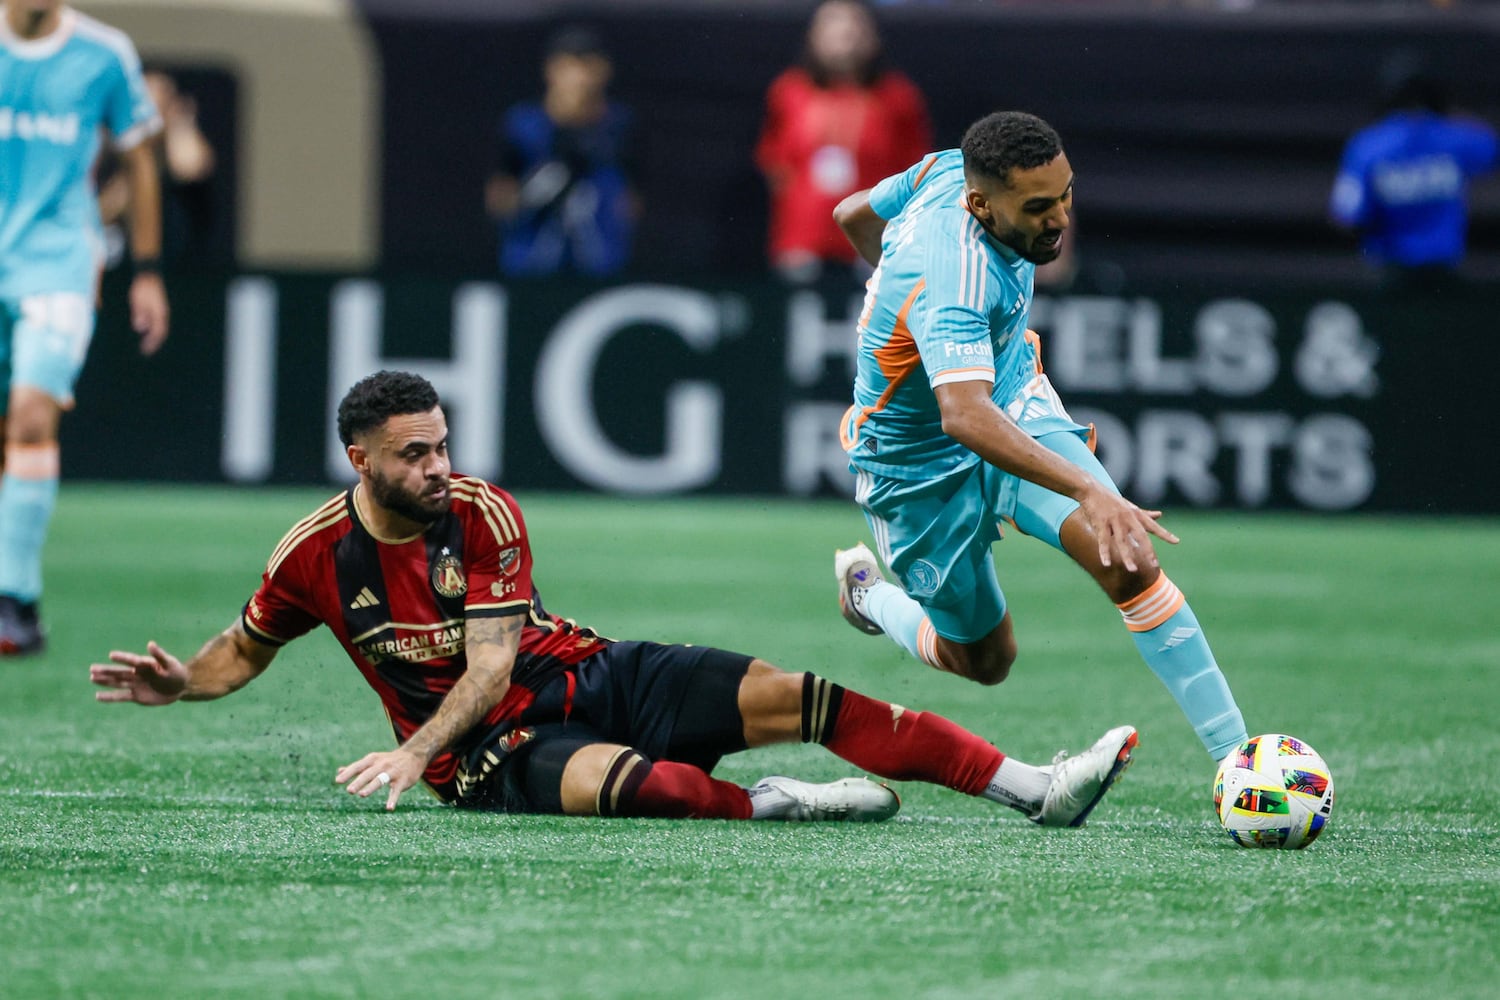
[831, 111, 1247, 765]
[0, 0, 170, 654]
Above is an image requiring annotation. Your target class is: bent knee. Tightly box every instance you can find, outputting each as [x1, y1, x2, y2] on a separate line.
[951, 637, 1017, 687]
[3, 393, 62, 445]
[966, 653, 1014, 686]
[1104, 565, 1163, 606]
[560, 743, 646, 816]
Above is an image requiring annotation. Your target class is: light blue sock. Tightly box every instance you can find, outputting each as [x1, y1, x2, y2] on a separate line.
[1124, 598, 1247, 761]
[0, 471, 59, 602]
[862, 581, 928, 661]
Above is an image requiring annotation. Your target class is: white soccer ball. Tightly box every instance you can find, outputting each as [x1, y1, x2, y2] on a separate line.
[1213, 733, 1334, 849]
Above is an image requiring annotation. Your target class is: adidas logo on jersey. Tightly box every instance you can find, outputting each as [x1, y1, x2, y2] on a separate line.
[349, 587, 380, 610]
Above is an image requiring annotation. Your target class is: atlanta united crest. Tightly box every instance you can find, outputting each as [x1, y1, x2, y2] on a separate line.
[431, 550, 467, 598]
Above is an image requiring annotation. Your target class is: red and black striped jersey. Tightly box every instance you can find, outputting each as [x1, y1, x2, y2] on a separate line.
[242, 475, 607, 790]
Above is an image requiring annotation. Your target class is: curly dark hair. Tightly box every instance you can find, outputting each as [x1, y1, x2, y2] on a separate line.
[336, 370, 440, 446]
[960, 111, 1063, 186]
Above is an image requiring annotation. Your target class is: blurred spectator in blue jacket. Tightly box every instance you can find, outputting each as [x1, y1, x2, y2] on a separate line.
[484, 26, 638, 277]
[1330, 66, 1498, 287]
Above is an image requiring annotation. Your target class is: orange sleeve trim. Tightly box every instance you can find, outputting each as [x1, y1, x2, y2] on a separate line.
[930, 365, 996, 387]
[912, 155, 939, 190]
[1116, 574, 1185, 633]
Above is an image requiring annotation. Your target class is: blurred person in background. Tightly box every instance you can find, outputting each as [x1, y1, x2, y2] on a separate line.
[483, 25, 638, 278]
[98, 69, 218, 270]
[756, 0, 931, 284]
[0, 0, 169, 655]
[1330, 63, 1498, 290]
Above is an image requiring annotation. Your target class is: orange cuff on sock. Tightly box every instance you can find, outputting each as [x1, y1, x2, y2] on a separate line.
[1116, 574, 1185, 633]
[917, 617, 942, 669]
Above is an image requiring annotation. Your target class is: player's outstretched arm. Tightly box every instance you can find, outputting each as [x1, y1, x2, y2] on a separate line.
[833, 188, 887, 268]
[335, 613, 524, 811]
[935, 380, 1178, 572]
[90, 620, 277, 706]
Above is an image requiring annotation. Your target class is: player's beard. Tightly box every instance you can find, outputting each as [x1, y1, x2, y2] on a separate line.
[367, 469, 451, 525]
[1002, 221, 1062, 263]
[983, 215, 1065, 265]
[1023, 228, 1065, 264]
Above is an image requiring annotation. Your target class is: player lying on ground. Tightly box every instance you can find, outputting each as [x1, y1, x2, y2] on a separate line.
[90, 370, 1135, 825]
[830, 111, 1248, 762]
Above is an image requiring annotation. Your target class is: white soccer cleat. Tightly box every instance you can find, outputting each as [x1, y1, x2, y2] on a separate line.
[748, 775, 900, 822]
[1030, 725, 1139, 828]
[834, 543, 886, 636]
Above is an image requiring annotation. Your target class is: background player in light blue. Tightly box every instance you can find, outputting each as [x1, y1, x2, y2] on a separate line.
[0, 0, 170, 654]
[830, 111, 1248, 763]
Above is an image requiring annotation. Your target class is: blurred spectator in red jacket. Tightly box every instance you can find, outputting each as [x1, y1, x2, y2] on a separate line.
[756, 0, 932, 283]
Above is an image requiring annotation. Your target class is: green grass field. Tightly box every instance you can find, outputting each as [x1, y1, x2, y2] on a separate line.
[1, 486, 1497, 999]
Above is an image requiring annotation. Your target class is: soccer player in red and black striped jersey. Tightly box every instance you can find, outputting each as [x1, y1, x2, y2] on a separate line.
[90, 370, 1136, 827]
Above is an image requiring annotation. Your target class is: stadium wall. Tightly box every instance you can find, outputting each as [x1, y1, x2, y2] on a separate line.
[84, 1, 1500, 280]
[74, 272, 1495, 514]
[358, 1, 1500, 283]
[68, 2, 1499, 512]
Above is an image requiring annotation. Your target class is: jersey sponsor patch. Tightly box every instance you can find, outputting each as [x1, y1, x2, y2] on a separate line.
[357, 622, 465, 665]
[941, 340, 993, 361]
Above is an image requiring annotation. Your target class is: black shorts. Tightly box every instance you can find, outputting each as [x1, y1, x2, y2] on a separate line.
[455, 641, 753, 814]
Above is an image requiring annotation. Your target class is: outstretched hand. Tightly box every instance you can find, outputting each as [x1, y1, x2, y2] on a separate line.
[1076, 487, 1179, 573]
[335, 749, 426, 812]
[90, 641, 189, 705]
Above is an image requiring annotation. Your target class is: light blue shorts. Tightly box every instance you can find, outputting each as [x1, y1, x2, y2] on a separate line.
[854, 428, 1120, 643]
[0, 293, 97, 416]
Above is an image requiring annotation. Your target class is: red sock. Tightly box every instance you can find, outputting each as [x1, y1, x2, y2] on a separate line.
[613, 756, 753, 820]
[811, 678, 1002, 796]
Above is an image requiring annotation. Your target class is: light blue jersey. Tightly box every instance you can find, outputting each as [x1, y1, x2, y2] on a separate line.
[840, 143, 1248, 762]
[841, 149, 1084, 482]
[0, 7, 159, 298]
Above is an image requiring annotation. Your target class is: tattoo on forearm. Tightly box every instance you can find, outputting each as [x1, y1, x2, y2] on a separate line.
[401, 613, 521, 764]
